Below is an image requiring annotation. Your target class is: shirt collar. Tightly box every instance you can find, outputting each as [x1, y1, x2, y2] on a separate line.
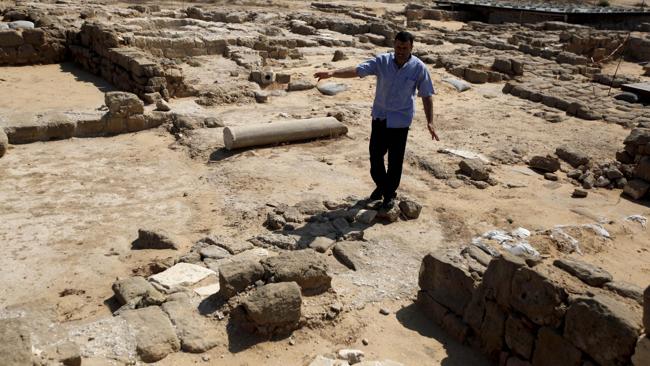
[391, 52, 412, 69]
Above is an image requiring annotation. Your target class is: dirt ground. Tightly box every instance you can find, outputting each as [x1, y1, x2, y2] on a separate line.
[1, 1, 650, 365]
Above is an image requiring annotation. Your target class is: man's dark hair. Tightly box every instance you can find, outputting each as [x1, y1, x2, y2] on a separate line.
[394, 31, 415, 45]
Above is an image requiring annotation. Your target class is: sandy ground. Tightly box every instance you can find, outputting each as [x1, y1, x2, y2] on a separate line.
[0, 63, 113, 127]
[1, 1, 650, 365]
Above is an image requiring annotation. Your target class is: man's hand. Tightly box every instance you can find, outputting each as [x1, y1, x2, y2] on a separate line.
[427, 122, 440, 141]
[314, 71, 333, 81]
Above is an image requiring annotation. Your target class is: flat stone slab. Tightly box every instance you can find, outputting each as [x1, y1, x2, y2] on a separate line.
[161, 300, 220, 353]
[194, 283, 221, 297]
[149, 263, 216, 291]
[0, 318, 32, 366]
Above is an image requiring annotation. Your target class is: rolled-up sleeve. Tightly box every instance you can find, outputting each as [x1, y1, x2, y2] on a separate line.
[417, 67, 435, 97]
[356, 57, 379, 78]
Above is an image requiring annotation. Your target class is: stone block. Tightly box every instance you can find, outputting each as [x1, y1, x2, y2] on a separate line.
[623, 179, 650, 200]
[105, 91, 144, 117]
[121, 306, 180, 362]
[564, 295, 642, 366]
[417, 290, 449, 325]
[463, 283, 487, 332]
[505, 314, 536, 360]
[480, 301, 506, 359]
[510, 267, 567, 327]
[553, 258, 612, 287]
[482, 253, 526, 308]
[531, 327, 581, 366]
[418, 252, 475, 315]
[219, 259, 264, 299]
[0, 30, 23, 47]
[22, 29, 45, 46]
[464, 68, 488, 84]
[240, 282, 302, 333]
[442, 312, 470, 344]
[262, 249, 331, 293]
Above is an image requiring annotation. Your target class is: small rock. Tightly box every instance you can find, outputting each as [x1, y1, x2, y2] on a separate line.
[379, 308, 390, 315]
[529, 155, 560, 173]
[377, 205, 400, 222]
[112, 276, 165, 308]
[472, 180, 490, 189]
[556, 145, 590, 168]
[317, 82, 348, 96]
[362, 338, 369, 346]
[133, 228, 180, 250]
[309, 236, 335, 253]
[332, 50, 348, 62]
[572, 188, 588, 198]
[544, 172, 558, 181]
[459, 158, 490, 181]
[338, 349, 365, 364]
[204, 117, 224, 128]
[398, 200, 422, 219]
[199, 245, 231, 260]
[156, 99, 171, 112]
[288, 79, 316, 91]
[354, 209, 377, 224]
[265, 212, 286, 230]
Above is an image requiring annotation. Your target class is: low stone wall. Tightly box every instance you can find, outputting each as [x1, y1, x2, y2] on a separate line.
[4, 92, 168, 144]
[417, 251, 648, 366]
[0, 27, 66, 65]
[68, 22, 191, 100]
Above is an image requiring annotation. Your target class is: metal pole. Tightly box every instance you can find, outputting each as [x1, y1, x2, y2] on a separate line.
[608, 32, 631, 97]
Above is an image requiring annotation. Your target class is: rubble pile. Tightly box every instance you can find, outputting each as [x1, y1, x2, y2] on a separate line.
[618, 126, 650, 200]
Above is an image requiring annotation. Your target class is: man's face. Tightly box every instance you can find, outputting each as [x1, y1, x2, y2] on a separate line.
[394, 39, 413, 61]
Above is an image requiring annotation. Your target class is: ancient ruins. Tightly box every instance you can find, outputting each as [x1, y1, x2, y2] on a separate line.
[1, 0, 649, 365]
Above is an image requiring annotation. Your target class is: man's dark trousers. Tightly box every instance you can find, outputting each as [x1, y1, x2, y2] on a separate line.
[369, 118, 409, 200]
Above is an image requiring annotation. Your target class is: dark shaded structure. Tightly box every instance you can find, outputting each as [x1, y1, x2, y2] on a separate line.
[436, 0, 650, 28]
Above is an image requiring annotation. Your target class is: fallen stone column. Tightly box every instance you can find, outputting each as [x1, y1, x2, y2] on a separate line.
[223, 117, 347, 150]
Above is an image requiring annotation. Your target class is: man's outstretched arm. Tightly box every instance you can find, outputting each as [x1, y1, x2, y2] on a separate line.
[422, 96, 439, 141]
[314, 66, 359, 80]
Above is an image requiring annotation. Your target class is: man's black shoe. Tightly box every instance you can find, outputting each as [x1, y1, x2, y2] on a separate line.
[381, 197, 396, 209]
[370, 187, 383, 201]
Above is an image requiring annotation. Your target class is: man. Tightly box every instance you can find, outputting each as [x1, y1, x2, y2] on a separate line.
[314, 31, 439, 209]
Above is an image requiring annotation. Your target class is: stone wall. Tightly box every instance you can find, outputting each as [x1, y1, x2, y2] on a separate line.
[417, 251, 648, 366]
[68, 22, 192, 100]
[0, 27, 66, 65]
[4, 92, 167, 144]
